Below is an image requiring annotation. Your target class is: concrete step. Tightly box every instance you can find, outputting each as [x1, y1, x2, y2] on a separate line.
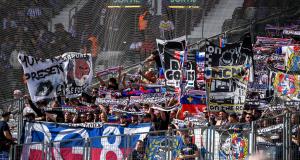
[51, 0, 89, 31]
[188, 0, 243, 40]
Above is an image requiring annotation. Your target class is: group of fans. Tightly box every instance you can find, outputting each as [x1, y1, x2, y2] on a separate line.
[0, 54, 265, 160]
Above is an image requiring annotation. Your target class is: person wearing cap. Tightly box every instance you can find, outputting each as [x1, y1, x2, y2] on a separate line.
[0, 111, 15, 159]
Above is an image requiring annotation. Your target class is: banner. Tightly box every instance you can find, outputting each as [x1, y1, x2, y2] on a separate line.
[205, 34, 253, 112]
[22, 122, 151, 160]
[18, 52, 93, 102]
[207, 75, 247, 112]
[249, 50, 270, 90]
[121, 86, 166, 97]
[195, 51, 205, 91]
[255, 37, 293, 46]
[283, 30, 300, 36]
[205, 65, 246, 79]
[96, 66, 122, 77]
[156, 36, 186, 92]
[183, 50, 197, 89]
[147, 136, 183, 160]
[179, 95, 206, 119]
[205, 40, 246, 67]
[273, 72, 300, 100]
[283, 46, 300, 72]
[220, 132, 249, 160]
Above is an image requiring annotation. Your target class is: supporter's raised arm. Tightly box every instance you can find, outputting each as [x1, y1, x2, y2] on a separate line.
[96, 75, 106, 87]
[143, 53, 156, 66]
[24, 95, 45, 121]
[138, 68, 156, 84]
[121, 73, 127, 89]
[117, 67, 123, 89]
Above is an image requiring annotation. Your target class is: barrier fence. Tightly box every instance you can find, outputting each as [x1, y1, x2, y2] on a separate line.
[9, 125, 254, 160]
[1, 99, 300, 160]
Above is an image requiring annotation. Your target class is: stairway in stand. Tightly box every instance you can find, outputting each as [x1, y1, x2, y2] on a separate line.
[188, 0, 244, 43]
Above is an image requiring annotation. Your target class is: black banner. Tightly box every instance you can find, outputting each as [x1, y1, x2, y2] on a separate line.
[157, 37, 186, 92]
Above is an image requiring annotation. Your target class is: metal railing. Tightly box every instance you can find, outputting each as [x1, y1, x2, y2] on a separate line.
[9, 122, 255, 160]
[2, 99, 300, 160]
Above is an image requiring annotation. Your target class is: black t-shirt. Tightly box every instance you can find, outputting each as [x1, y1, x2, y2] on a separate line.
[0, 121, 11, 151]
[0, 121, 9, 142]
[131, 150, 145, 160]
[180, 143, 198, 160]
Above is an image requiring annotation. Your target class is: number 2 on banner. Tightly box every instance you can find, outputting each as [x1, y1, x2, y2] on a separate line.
[100, 126, 123, 160]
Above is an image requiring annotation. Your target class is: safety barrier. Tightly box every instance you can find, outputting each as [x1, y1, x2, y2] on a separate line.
[1, 98, 299, 160]
[9, 124, 256, 160]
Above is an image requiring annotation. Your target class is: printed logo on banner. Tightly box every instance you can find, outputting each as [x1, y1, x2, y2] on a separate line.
[147, 136, 183, 160]
[63, 53, 93, 98]
[273, 72, 300, 100]
[220, 133, 248, 159]
[18, 52, 93, 102]
[205, 65, 245, 79]
[284, 46, 300, 72]
[66, 56, 91, 86]
[185, 61, 195, 88]
[208, 103, 244, 113]
[165, 59, 181, 88]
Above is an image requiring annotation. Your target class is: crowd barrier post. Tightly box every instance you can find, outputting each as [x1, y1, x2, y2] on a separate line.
[17, 98, 24, 144]
[283, 113, 288, 160]
[126, 133, 131, 160]
[205, 126, 214, 160]
[212, 127, 216, 160]
[9, 145, 15, 159]
[250, 120, 256, 155]
[41, 141, 45, 160]
[165, 131, 169, 160]
[286, 112, 292, 160]
[84, 138, 90, 160]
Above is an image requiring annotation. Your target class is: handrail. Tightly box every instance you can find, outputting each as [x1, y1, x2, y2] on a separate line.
[187, 6, 299, 47]
[68, 6, 78, 31]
